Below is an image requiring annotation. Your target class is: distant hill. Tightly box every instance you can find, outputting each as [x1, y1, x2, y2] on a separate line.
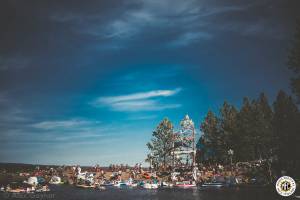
[0, 163, 114, 173]
[0, 163, 59, 173]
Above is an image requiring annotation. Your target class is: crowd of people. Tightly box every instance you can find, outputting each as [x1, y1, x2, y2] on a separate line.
[195, 160, 273, 185]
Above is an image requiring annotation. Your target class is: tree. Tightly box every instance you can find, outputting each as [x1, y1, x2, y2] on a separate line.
[200, 110, 221, 162]
[219, 101, 238, 163]
[288, 23, 300, 101]
[147, 118, 174, 171]
[248, 93, 274, 160]
[196, 135, 206, 164]
[273, 90, 300, 177]
[235, 94, 274, 161]
[235, 97, 259, 161]
[255, 93, 274, 159]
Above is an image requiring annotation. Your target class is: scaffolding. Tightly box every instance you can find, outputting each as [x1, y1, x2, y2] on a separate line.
[172, 114, 196, 169]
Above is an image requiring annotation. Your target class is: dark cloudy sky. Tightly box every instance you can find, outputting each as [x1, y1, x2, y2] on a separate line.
[0, 0, 299, 165]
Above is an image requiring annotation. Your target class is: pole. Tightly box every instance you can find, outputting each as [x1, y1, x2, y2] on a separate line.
[193, 128, 195, 168]
[172, 137, 175, 171]
[150, 157, 152, 172]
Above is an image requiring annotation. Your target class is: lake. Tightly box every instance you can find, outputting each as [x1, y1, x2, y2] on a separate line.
[1, 185, 287, 200]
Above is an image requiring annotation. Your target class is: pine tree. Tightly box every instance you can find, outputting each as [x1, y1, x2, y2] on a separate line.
[219, 101, 238, 163]
[196, 136, 206, 163]
[236, 97, 256, 161]
[147, 118, 174, 170]
[273, 90, 300, 176]
[255, 93, 274, 159]
[200, 110, 221, 162]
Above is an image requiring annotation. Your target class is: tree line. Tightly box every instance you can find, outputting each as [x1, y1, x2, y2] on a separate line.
[197, 91, 299, 176]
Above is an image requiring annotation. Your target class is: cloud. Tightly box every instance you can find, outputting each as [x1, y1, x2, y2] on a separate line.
[38, 0, 295, 54]
[93, 88, 182, 111]
[0, 98, 29, 126]
[46, 0, 254, 48]
[98, 88, 181, 104]
[169, 32, 213, 47]
[31, 119, 100, 130]
[126, 114, 157, 121]
[93, 0, 210, 42]
[110, 100, 181, 111]
[55, 133, 106, 141]
[0, 55, 30, 71]
[0, 119, 115, 145]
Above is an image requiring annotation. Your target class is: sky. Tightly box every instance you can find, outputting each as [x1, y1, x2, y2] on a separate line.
[0, 0, 299, 166]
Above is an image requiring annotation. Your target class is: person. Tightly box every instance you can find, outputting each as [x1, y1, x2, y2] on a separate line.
[128, 177, 133, 184]
[42, 185, 48, 192]
[77, 166, 81, 174]
[6, 184, 11, 192]
[139, 163, 142, 173]
[132, 170, 136, 179]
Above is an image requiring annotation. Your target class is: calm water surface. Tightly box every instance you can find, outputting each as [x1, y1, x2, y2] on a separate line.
[2, 185, 290, 200]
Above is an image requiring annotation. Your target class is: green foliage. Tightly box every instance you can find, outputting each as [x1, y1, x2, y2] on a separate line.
[219, 101, 238, 161]
[147, 118, 174, 170]
[200, 103, 240, 163]
[235, 97, 255, 161]
[273, 90, 300, 177]
[254, 93, 274, 159]
[200, 110, 220, 162]
[198, 91, 299, 177]
[235, 94, 274, 161]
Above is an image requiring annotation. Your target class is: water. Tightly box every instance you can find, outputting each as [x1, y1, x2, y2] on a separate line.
[2, 185, 287, 200]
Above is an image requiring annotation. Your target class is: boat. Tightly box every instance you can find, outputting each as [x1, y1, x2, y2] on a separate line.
[160, 182, 174, 188]
[201, 182, 226, 188]
[24, 177, 38, 185]
[142, 182, 159, 189]
[7, 188, 27, 193]
[175, 181, 197, 188]
[100, 182, 114, 187]
[127, 182, 138, 187]
[201, 176, 228, 188]
[6, 182, 35, 193]
[76, 172, 95, 188]
[35, 185, 50, 193]
[100, 180, 114, 187]
[76, 184, 95, 189]
[49, 176, 63, 184]
[125, 178, 138, 187]
[77, 172, 87, 180]
[143, 183, 158, 189]
[96, 185, 106, 190]
[114, 181, 127, 187]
